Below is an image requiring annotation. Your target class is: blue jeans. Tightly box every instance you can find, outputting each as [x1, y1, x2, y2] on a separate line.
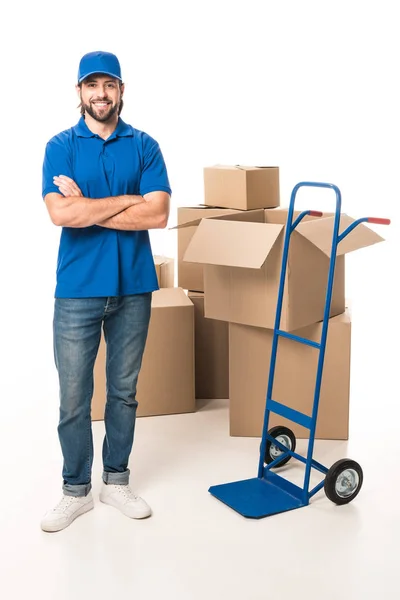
[53, 294, 152, 497]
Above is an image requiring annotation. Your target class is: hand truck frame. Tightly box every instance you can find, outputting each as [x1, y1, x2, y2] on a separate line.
[209, 181, 390, 518]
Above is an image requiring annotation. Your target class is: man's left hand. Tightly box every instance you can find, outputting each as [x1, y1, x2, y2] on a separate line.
[54, 175, 83, 197]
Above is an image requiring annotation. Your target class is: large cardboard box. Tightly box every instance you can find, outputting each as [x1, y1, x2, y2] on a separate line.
[92, 288, 195, 421]
[188, 292, 229, 400]
[154, 255, 174, 287]
[204, 165, 280, 210]
[229, 310, 352, 439]
[183, 208, 384, 331]
[177, 206, 241, 291]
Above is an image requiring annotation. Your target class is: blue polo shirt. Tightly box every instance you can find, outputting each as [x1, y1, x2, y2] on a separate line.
[42, 117, 171, 298]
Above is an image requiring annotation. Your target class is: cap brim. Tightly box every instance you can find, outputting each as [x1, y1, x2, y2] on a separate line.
[78, 70, 122, 83]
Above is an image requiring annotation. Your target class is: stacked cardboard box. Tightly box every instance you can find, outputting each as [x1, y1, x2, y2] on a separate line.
[188, 291, 229, 400]
[178, 166, 280, 400]
[178, 208, 236, 400]
[229, 310, 351, 439]
[203, 165, 280, 210]
[92, 258, 195, 421]
[180, 166, 385, 439]
[153, 255, 174, 288]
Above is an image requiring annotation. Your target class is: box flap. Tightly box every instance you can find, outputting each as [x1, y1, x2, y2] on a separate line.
[170, 218, 205, 230]
[153, 255, 166, 266]
[183, 218, 283, 268]
[213, 209, 265, 224]
[171, 208, 264, 230]
[296, 214, 385, 257]
[205, 165, 278, 171]
[152, 288, 193, 308]
[171, 207, 240, 230]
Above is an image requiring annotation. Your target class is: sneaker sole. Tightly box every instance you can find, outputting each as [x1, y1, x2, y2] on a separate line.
[41, 500, 94, 533]
[99, 494, 151, 519]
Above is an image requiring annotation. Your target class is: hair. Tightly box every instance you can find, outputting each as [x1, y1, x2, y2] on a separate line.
[77, 79, 124, 116]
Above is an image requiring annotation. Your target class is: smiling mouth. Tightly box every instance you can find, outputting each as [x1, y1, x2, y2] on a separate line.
[92, 102, 111, 108]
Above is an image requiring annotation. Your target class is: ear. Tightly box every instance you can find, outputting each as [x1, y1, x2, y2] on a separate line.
[75, 84, 81, 98]
[120, 83, 125, 97]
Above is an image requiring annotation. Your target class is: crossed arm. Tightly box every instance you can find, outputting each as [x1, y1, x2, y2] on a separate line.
[44, 175, 170, 230]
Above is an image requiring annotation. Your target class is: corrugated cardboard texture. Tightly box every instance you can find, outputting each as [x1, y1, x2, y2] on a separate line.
[229, 310, 351, 439]
[185, 208, 381, 331]
[153, 255, 174, 288]
[177, 206, 240, 291]
[188, 292, 229, 400]
[203, 166, 280, 210]
[92, 288, 195, 420]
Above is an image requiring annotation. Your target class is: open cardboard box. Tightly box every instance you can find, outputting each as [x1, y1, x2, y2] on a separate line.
[182, 208, 385, 331]
[177, 206, 241, 292]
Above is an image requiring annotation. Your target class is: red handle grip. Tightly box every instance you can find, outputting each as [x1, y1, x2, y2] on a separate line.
[367, 217, 391, 225]
[309, 210, 323, 217]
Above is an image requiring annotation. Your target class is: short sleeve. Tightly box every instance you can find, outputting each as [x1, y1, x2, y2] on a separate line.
[42, 136, 74, 199]
[139, 140, 172, 197]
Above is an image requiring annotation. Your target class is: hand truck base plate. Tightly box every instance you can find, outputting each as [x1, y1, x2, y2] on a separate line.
[209, 471, 307, 519]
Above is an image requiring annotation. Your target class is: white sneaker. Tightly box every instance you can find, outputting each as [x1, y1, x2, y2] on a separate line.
[100, 483, 152, 519]
[41, 492, 94, 533]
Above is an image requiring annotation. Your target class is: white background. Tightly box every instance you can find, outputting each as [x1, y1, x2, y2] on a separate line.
[0, 2, 399, 597]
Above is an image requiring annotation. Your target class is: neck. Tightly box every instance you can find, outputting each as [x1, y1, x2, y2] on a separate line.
[83, 112, 119, 139]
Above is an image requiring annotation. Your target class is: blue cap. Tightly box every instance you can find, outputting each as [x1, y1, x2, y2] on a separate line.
[77, 51, 122, 83]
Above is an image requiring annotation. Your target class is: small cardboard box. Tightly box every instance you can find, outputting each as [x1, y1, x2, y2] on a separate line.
[153, 255, 174, 288]
[229, 310, 352, 439]
[92, 288, 195, 420]
[204, 165, 280, 210]
[177, 206, 241, 292]
[188, 291, 229, 400]
[183, 208, 384, 331]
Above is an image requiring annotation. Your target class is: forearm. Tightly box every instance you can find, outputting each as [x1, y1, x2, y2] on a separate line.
[97, 194, 169, 231]
[52, 195, 144, 228]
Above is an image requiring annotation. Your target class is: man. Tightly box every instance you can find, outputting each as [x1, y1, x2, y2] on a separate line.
[41, 51, 171, 532]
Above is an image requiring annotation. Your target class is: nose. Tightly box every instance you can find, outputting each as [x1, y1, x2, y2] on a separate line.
[96, 85, 109, 98]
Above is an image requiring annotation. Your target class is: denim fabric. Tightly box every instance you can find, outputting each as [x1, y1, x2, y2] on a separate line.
[53, 294, 152, 497]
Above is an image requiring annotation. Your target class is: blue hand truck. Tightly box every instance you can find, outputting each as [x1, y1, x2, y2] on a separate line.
[209, 181, 390, 519]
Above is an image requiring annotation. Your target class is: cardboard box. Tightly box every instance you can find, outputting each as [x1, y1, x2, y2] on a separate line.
[229, 310, 352, 439]
[177, 206, 241, 291]
[183, 208, 384, 331]
[188, 292, 229, 400]
[204, 165, 280, 210]
[92, 288, 195, 420]
[154, 255, 174, 287]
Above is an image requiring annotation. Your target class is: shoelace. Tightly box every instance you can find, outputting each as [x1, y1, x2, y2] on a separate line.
[52, 495, 76, 513]
[117, 485, 139, 501]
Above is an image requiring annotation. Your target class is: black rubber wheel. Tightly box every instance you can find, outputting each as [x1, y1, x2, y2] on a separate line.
[264, 426, 296, 467]
[324, 459, 363, 505]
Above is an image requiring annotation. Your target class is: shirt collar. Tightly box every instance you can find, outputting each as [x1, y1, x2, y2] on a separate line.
[73, 116, 133, 139]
